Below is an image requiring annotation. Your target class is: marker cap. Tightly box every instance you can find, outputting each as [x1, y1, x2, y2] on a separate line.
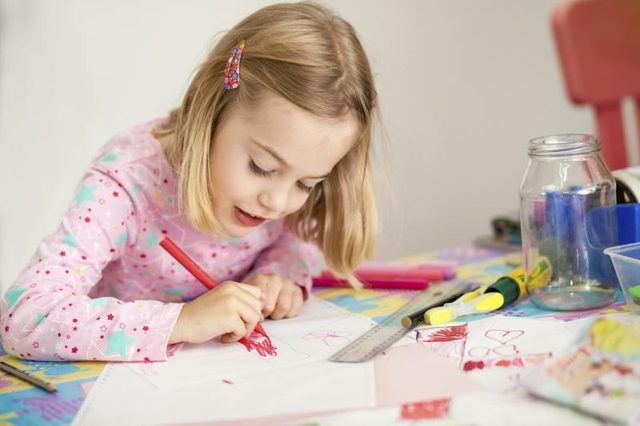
[485, 277, 520, 306]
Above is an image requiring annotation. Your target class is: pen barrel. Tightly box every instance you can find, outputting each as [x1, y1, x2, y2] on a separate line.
[356, 270, 446, 281]
[0, 361, 57, 393]
[313, 276, 429, 290]
[353, 263, 454, 273]
[160, 237, 217, 289]
[319, 265, 453, 282]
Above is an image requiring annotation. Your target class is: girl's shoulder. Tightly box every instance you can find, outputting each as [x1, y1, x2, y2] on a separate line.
[89, 117, 173, 177]
[92, 117, 169, 167]
[88, 117, 176, 199]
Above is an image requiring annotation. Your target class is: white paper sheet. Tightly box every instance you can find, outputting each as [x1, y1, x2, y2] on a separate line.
[74, 357, 375, 426]
[127, 296, 377, 389]
[462, 315, 592, 393]
[74, 297, 378, 425]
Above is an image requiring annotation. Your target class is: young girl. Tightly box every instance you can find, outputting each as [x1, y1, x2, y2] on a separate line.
[0, 1, 377, 362]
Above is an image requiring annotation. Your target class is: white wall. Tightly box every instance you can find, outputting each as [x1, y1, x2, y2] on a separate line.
[0, 0, 593, 293]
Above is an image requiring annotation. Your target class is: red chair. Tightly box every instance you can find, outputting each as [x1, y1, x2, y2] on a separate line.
[552, 0, 640, 170]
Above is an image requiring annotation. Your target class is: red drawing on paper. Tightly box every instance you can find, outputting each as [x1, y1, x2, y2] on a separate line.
[421, 325, 468, 342]
[401, 398, 450, 420]
[468, 346, 491, 358]
[463, 360, 486, 371]
[485, 329, 523, 345]
[493, 344, 519, 357]
[464, 325, 552, 374]
[302, 330, 352, 347]
[238, 331, 278, 357]
[463, 353, 550, 372]
[464, 357, 525, 371]
[467, 329, 524, 359]
[416, 324, 468, 368]
[469, 344, 520, 358]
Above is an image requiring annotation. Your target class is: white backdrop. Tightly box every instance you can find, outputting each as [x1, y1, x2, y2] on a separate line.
[0, 0, 595, 293]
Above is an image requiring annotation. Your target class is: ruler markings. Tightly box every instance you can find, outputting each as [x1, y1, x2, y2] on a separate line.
[329, 281, 476, 363]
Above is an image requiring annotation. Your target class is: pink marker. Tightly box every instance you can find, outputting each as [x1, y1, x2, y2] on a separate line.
[312, 276, 430, 290]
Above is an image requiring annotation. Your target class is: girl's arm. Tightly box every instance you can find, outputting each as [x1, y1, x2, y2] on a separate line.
[0, 169, 183, 362]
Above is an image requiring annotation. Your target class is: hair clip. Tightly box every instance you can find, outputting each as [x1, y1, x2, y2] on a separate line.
[224, 40, 246, 90]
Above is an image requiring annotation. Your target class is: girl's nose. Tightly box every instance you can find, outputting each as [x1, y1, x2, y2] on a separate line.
[257, 185, 289, 217]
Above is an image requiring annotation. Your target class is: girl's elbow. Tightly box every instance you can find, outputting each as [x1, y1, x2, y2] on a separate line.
[0, 309, 51, 360]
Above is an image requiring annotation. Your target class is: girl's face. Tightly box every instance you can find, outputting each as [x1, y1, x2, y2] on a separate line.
[209, 93, 358, 238]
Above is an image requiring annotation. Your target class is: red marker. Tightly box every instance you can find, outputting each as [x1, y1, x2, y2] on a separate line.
[159, 237, 269, 339]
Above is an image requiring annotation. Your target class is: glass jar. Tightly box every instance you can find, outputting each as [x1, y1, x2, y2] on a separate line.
[519, 134, 617, 311]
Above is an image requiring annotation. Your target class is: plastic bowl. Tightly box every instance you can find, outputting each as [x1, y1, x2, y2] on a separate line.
[604, 242, 640, 314]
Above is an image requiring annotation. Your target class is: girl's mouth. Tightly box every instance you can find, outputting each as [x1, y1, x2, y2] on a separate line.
[234, 207, 266, 227]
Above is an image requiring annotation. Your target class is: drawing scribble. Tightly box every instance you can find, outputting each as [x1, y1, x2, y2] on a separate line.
[302, 330, 352, 347]
[464, 323, 553, 376]
[463, 360, 485, 371]
[484, 329, 524, 345]
[415, 325, 468, 367]
[238, 331, 278, 357]
[469, 344, 520, 358]
[401, 398, 450, 420]
[418, 325, 468, 343]
[464, 357, 523, 371]
[467, 329, 524, 359]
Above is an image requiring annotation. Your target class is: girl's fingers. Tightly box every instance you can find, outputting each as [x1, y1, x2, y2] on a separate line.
[271, 286, 293, 320]
[221, 316, 247, 343]
[238, 298, 262, 326]
[252, 281, 269, 304]
[221, 299, 262, 343]
[262, 280, 282, 317]
[234, 282, 262, 299]
[227, 284, 263, 312]
[287, 286, 304, 318]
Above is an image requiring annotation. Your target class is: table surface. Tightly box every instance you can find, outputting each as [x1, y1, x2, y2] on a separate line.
[0, 244, 630, 425]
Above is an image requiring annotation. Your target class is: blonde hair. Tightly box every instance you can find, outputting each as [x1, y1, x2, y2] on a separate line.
[156, 2, 378, 285]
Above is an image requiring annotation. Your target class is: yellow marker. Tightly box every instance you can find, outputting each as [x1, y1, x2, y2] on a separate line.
[422, 284, 488, 324]
[425, 257, 552, 325]
[451, 284, 490, 303]
[425, 292, 504, 325]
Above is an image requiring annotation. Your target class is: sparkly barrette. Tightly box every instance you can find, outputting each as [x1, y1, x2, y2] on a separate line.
[224, 40, 246, 90]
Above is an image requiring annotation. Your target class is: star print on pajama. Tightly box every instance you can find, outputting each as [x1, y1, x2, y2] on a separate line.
[0, 117, 321, 362]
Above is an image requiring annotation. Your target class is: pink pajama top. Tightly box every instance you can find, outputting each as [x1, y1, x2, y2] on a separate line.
[0, 118, 321, 362]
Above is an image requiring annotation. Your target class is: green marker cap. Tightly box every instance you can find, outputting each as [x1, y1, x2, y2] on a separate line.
[485, 277, 520, 306]
[628, 285, 640, 299]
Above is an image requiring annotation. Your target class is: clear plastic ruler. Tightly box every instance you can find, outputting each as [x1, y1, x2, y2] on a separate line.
[329, 280, 474, 363]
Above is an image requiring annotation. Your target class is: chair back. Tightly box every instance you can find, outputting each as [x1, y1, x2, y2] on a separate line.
[552, 0, 640, 169]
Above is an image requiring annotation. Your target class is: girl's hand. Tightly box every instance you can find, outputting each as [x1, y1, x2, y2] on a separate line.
[169, 281, 262, 344]
[245, 273, 304, 320]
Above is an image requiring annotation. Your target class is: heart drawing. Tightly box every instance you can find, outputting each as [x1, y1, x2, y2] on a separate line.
[484, 329, 524, 345]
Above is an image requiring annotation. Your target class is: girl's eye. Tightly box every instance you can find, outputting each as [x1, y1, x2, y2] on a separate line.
[250, 158, 314, 194]
[248, 159, 272, 177]
[297, 181, 314, 194]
